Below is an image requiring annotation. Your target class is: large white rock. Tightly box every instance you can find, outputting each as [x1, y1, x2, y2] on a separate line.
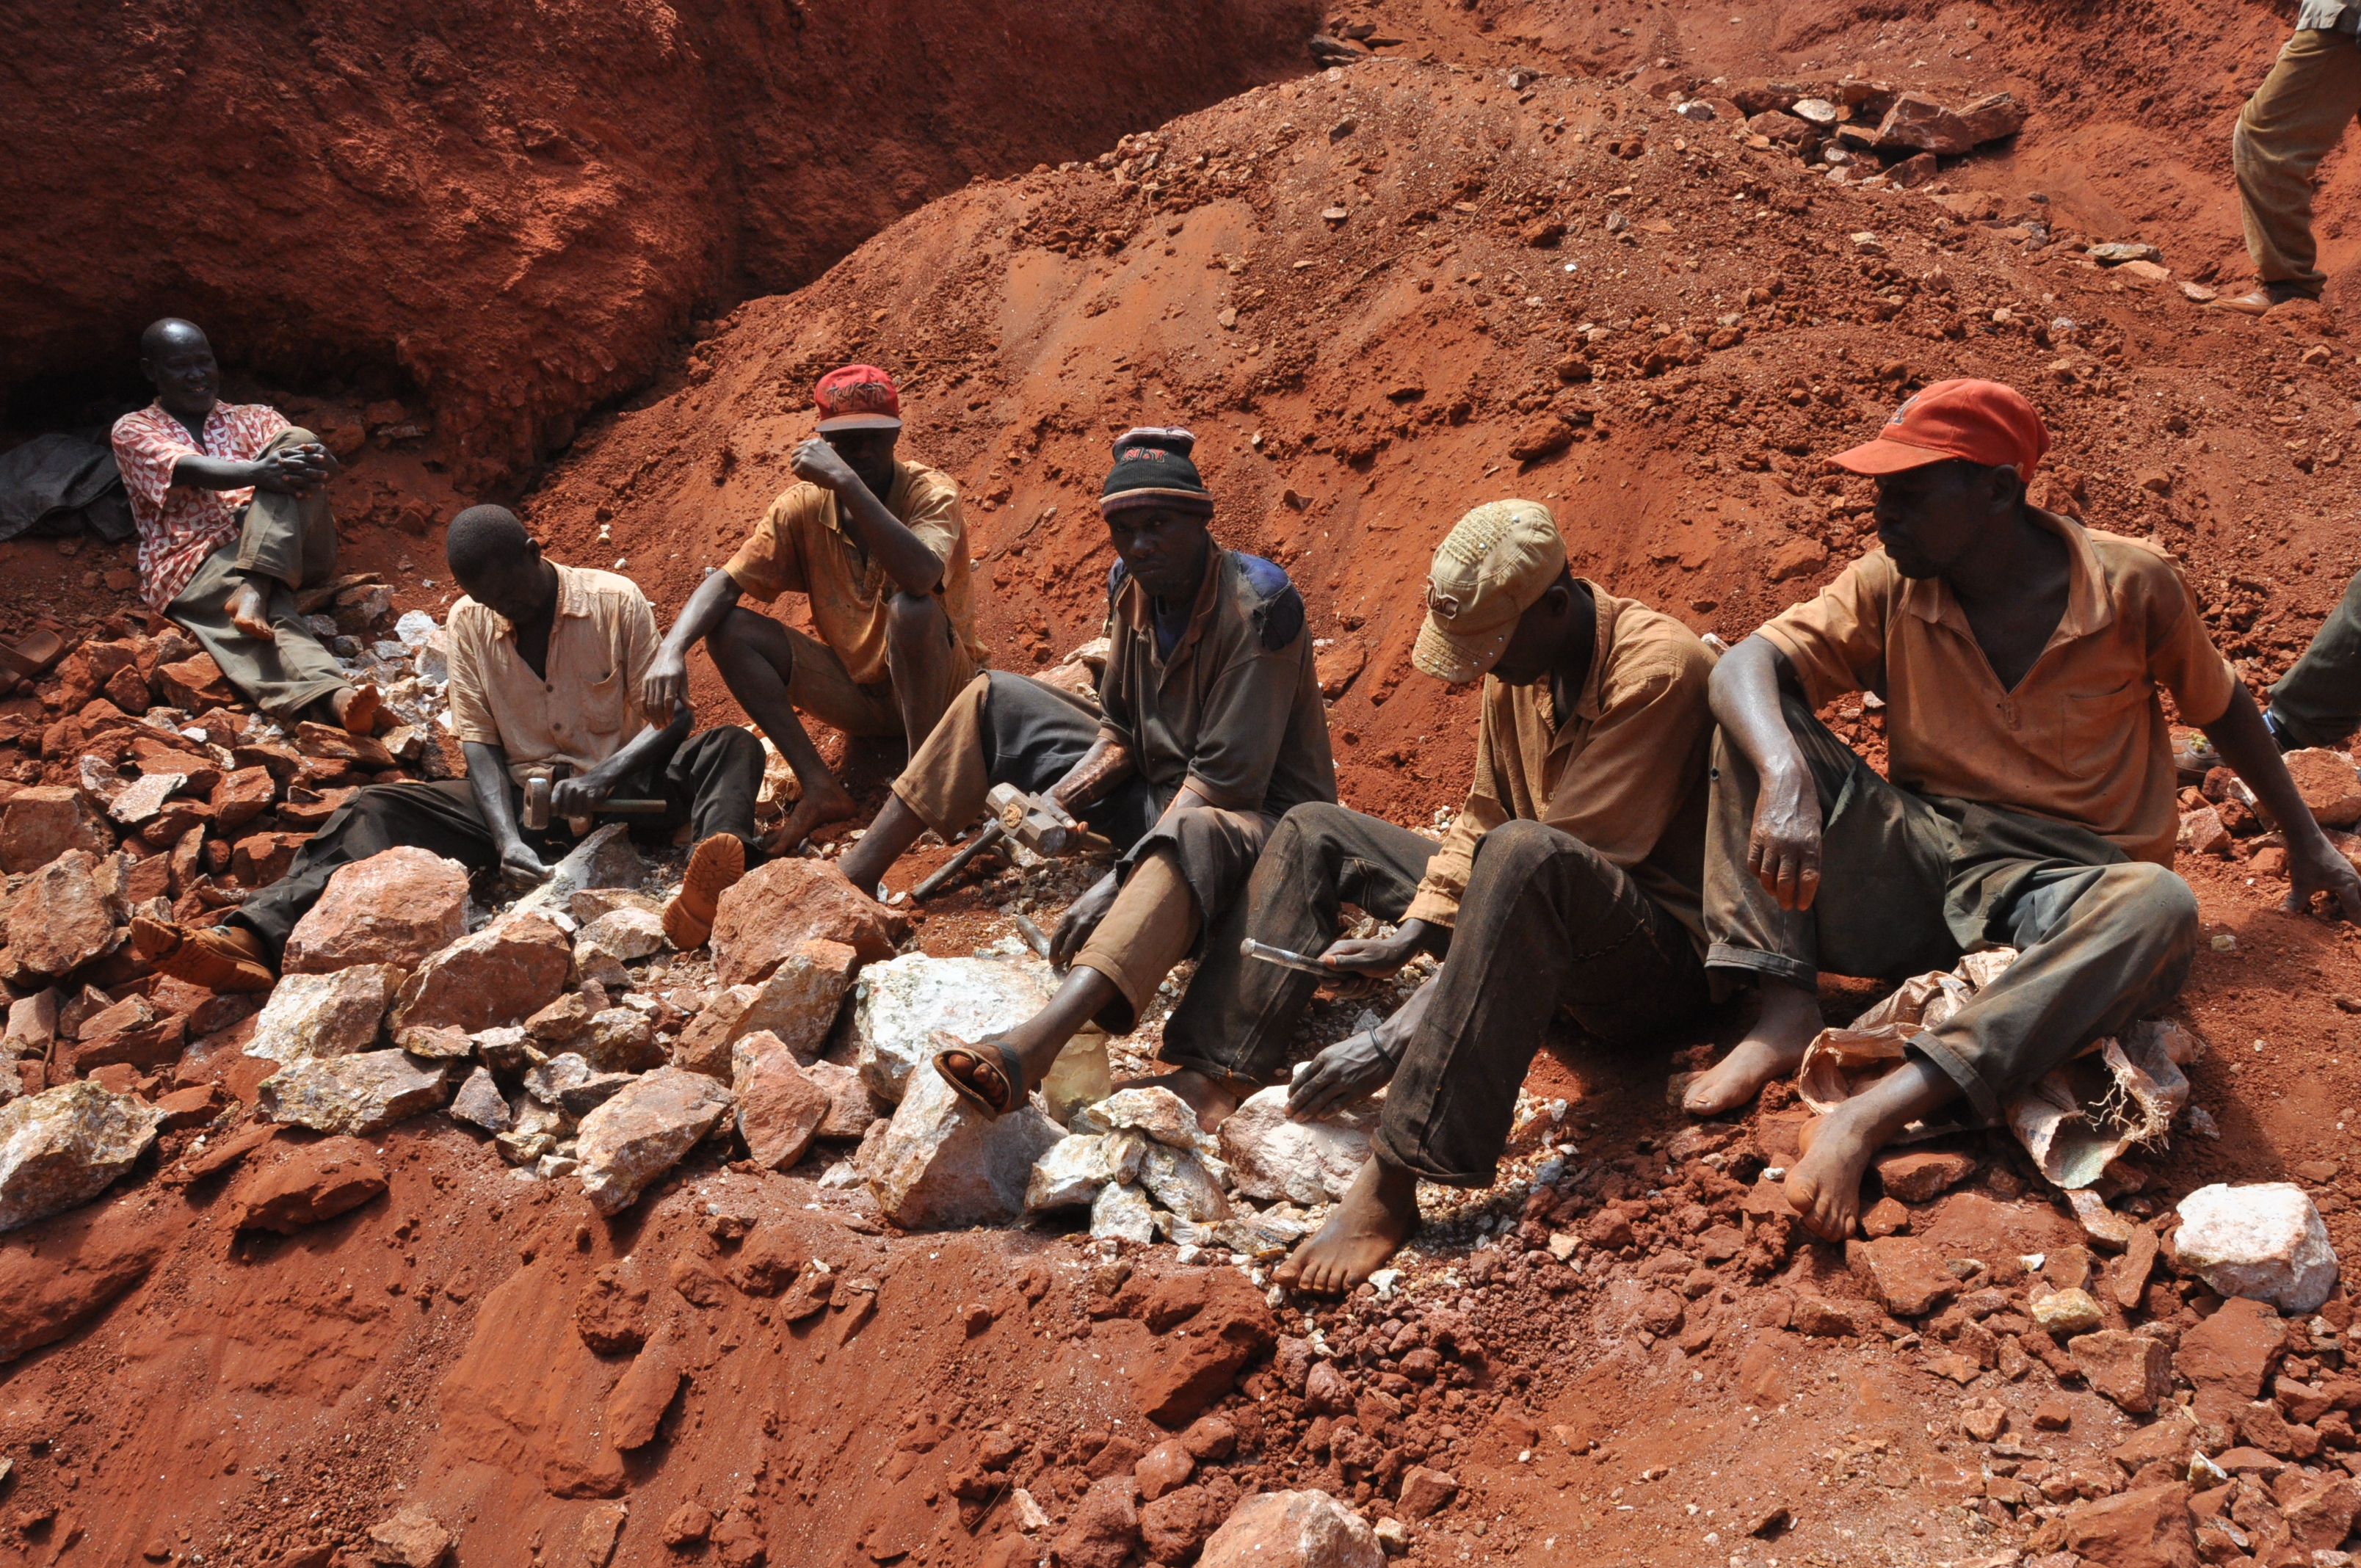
[1070, 1086, 1213, 1154]
[574, 1067, 734, 1216]
[258, 1050, 450, 1136]
[1200, 1489, 1385, 1568]
[853, 952, 1054, 1103]
[1139, 1141, 1233, 1222]
[577, 907, 665, 960]
[0, 1081, 166, 1233]
[245, 965, 404, 1064]
[2175, 1181, 2340, 1313]
[1218, 1086, 1380, 1205]
[1091, 1180, 1156, 1244]
[1026, 1130, 1147, 1212]
[507, 824, 647, 920]
[857, 1059, 1064, 1227]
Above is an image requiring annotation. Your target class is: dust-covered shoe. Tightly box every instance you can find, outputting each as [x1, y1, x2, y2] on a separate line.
[131, 915, 277, 993]
[662, 832, 748, 951]
[2209, 283, 2315, 316]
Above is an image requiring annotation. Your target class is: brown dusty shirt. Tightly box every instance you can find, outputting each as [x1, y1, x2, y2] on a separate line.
[1097, 550, 1336, 819]
[1405, 583, 1719, 948]
[1755, 509, 2239, 866]
[724, 458, 987, 686]
[446, 564, 661, 785]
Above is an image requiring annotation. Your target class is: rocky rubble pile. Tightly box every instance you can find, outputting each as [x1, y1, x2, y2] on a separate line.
[1672, 78, 2028, 191]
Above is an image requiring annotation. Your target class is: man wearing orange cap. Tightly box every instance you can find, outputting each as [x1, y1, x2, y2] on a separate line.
[645, 365, 988, 857]
[1684, 379, 2361, 1241]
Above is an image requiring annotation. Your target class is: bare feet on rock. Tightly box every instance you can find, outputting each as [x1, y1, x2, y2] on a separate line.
[1123, 1067, 1252, 1133]
[330, 683, 380, 736]
[226, 579, 275, 641]
[1683, 980, 1822, 1117]
[765, 781, 858, 858]
[1782, 1056, 1956, 1242]
[1272, 1156, 1421, 1295]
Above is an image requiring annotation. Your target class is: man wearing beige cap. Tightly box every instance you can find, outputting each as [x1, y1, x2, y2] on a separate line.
[1688, 378, 2360, 1242]
[1252, 501, 1721, 1295]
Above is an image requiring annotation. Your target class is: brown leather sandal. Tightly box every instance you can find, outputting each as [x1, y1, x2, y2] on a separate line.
[931, 1031, 1026, 1119]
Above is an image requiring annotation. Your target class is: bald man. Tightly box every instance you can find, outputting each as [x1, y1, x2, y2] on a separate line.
[133, 507, 764, 991]
[109, 319, 376, 731]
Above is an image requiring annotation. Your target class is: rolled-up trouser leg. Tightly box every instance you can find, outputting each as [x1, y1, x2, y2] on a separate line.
[1073, 850, 1201, 1029]
[225, 780, 504, 964]
[1374, 819, 1711, 1187]
[2233, 30, 2361, 292]
[1911, 860, 2199, 1122]
[1158, 801, 1439, 1084]
[2269, 565, 2361, 747]
[1703, 687, 1958, 989]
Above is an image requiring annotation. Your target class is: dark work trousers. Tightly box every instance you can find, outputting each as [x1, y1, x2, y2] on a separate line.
[2269, 565, 2361, 747]
[229, 725, 764, 964]
[1159, 802, 1442, 1086]
[1702, 689, 2202, 1123]
[1374, 819, 1713, 1188]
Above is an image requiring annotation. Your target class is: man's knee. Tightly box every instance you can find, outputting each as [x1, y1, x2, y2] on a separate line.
[278, 426, 319, 449]
[1272, 800, 1359, 855]
[2096, 863, 2200, 952]
[706, 605, 777, 663]
[1470, 817, 1575, 884]
[706, 723, 764, 769]
[886, 591, 946, 648]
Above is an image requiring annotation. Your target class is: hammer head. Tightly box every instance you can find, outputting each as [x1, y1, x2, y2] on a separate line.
[521, 775, 551, 833]
[987, 782, 1083, 857]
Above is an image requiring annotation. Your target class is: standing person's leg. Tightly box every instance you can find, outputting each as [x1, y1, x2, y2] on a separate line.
[131, 779, 502, 988]
[1783, 857, 2199, 1239]
[705, 611, 894, 852]
[1275, 819, 1709, 1293]
[881, 589, 976, 765]
[2227, 30, 2361, 306]
[653, 725, 766, 949]
[1683, 689, 1958, 1115]
[1158, 802, 1440, 1092]
[2269, 566, 2361, 747]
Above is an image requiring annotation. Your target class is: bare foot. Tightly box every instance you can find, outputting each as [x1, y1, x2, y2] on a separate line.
[1123, 1067, 1252, 1133]
[1272, 1157, 1421, 1294]
[1783, 1107, 1882, 1242]
[226, 580, 275, 641]
[1683, 980, 1823, 1117]
[330, 683, 380, 736]
[766, 780, 858, 857]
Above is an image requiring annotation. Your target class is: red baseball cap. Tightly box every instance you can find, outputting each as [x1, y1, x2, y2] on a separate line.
[1832, 377, 2050, 482]
[813, 364, 902, 432]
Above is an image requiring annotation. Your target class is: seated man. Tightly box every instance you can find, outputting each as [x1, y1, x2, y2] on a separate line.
[110, 318, 377, 733]
[645, 365, 989, 852]
[834, 429, 1335, 1117]
[133, 507, 764, 990]
[1266, 504, 1721, 1293]
[1680, 379, 2361, 1239]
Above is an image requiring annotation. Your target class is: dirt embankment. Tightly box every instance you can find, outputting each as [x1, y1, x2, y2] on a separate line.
[0, 0, 1321, 488]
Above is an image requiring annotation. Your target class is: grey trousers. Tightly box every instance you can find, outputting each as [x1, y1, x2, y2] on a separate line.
[164, 427, 349, 723]
[1702, 690, 2202, 1122]
[2269, 565, 2361, 748]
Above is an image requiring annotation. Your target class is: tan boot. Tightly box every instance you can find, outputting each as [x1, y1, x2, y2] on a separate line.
[662, 833, 749, 951]
[130, 916, 277, 993]
[2210, 283, 2315, 316]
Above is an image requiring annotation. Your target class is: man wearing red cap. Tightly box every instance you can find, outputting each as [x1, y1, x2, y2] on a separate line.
[1685, 379, 2361, 1241]
[645, 365, 988, 856]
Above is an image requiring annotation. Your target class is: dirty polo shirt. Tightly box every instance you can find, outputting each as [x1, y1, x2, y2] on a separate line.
[1405, 584, 1718, 948]
[1096, 550, 1336, 819]
[446, 563, 660, 785]
[725, 458, 988, 686]
[1757, 509, 2239, 866]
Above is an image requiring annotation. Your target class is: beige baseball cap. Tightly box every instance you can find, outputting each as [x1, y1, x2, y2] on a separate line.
[1411, 500, 1569, 684]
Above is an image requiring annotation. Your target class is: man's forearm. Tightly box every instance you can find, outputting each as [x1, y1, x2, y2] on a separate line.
[1051, 738, 1135, 808]
[1709, 636, 1807, 780]
[171, 454, 269, 491]
[581, 711, 692, 791]
[462, 742, 528, 845]
[663, 569, 744, 657]
[1374, 975, 1440, 1061]
[838, 487, 945, 598]
[2205, 684, 2338, 850]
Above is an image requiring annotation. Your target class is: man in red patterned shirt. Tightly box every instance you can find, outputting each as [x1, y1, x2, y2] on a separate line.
[111, 319, 377, 732]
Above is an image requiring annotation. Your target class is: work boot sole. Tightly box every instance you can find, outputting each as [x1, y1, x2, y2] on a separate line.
[663, 833, 747, 951]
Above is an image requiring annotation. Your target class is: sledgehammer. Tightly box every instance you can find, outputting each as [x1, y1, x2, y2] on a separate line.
[521, 769, 666, 837]
[910, 782, 1110, 901]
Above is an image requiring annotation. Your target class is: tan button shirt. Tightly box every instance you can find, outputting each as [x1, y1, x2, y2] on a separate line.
[1098, 551, 1336, 819]
[724, 459, 987, 687]
[1756, 509, 2239, 865]
[1406, 584, 1718, 947]
[446, 564, 660, 785]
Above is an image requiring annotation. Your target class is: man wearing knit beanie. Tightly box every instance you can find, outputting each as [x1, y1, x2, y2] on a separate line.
[838, 429, 1335, 1124]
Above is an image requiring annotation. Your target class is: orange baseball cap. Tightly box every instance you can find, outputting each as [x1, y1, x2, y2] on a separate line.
[813, 364, 902, 432]
[1832, 378, 2050, 482]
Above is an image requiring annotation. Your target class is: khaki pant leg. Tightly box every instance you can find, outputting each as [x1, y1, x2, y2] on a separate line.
[780, 626, 903, 737]
[887, 674, 997, 838]
[167, 541, 350, 723]
[1073, 849, 1200, 1025]
[233, 428, 338, 590]
[2235, 30, 2361, 291]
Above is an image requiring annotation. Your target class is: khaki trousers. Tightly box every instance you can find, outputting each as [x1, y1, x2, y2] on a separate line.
[2234, 29, 2361, 293]
[777, 606, 977, 749]
[164, 427, 349, 722]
